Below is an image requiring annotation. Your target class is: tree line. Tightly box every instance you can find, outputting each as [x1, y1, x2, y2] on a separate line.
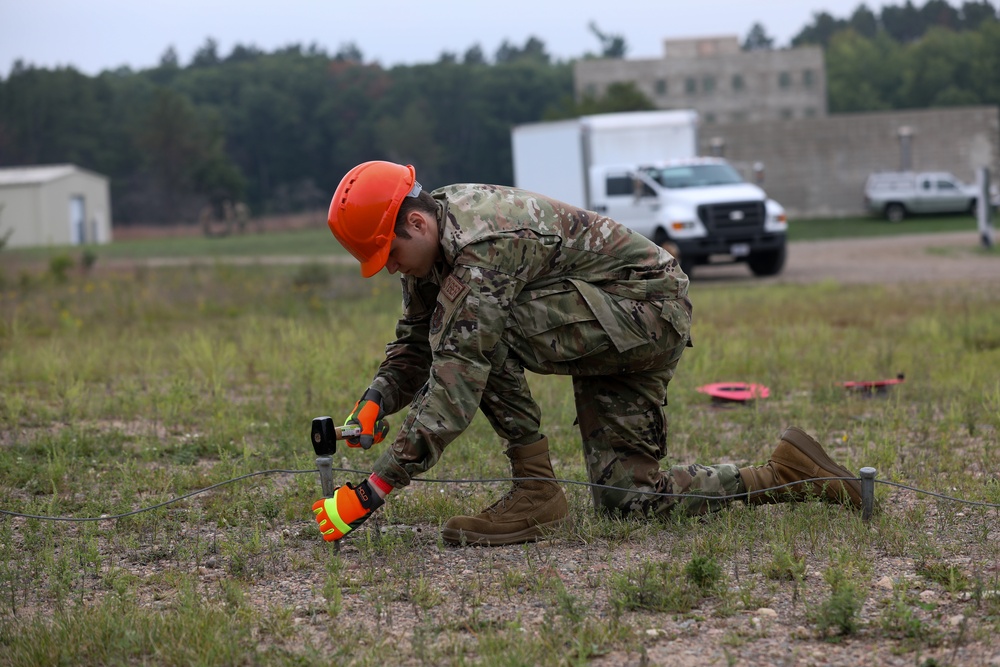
[0, 1, 997, 225]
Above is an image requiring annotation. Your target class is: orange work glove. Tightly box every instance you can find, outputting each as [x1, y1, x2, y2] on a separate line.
[312, 480, 385, 542]
[344, 388, 389, 449]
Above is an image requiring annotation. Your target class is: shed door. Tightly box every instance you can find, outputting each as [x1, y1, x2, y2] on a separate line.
[69, 195, 86, 244]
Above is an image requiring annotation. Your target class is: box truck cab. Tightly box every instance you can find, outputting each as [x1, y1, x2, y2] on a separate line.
[511, 110, 788, 277]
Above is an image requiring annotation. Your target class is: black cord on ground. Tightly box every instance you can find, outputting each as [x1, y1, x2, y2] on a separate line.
[1, 467, 998, 523]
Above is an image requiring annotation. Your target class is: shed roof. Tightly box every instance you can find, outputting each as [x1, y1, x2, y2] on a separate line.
[0, 164, 82, 186]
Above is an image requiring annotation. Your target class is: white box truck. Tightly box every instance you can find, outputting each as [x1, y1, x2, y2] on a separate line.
[510, 110, 788, 277]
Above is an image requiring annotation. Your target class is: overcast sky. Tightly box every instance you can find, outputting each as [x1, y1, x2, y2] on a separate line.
[1, 0, 900, 77]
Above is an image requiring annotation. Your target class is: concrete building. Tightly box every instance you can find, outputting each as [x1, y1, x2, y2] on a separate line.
[574, 36, 827, 126]
[0, 164, 112, 248]
[699, 106, 1000, 219]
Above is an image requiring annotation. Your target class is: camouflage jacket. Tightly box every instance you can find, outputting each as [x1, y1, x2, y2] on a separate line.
[370, 184, 689, 485]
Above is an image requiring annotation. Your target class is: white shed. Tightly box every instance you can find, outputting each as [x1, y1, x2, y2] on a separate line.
[0, 164, 113, 248]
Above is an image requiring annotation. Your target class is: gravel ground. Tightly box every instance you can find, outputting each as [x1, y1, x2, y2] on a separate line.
[692, 231, 998, 285]
[9, 230, 999, 665]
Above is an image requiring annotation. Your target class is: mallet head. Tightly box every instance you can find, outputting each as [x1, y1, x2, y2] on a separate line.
[311, 416, 337, 456]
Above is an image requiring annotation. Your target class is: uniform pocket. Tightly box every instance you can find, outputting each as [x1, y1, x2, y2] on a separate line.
[569, 279, 652, 353]
[510, 284, 609, 364]
[510, 280, 655, 366]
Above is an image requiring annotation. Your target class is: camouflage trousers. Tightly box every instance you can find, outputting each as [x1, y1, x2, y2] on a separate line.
[480, 287, 742, 519]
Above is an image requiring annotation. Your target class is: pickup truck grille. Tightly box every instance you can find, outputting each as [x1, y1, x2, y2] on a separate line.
[697, 200, 766, 235]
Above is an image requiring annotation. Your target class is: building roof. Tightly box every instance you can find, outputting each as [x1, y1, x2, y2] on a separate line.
[0, 164, 81, 186]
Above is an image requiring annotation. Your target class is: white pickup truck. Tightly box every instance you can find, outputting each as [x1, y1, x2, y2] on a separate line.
[864, 171, 978, 222]
[511, 111, 788, 277]
[592, 158, 788, 277]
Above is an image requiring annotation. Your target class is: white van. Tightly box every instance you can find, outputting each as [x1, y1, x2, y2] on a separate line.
[864, 171, 978, 222]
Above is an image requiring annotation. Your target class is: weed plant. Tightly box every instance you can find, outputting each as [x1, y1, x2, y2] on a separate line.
[0, 258, 998, 664]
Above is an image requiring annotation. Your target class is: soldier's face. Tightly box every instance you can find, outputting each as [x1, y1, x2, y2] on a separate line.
[385, 212, 439, 278]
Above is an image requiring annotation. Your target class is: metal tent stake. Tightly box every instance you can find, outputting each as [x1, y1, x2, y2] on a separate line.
[311, 417, 340, 550]
[860, 467, 877, 522]
[312, 416, 338, 498]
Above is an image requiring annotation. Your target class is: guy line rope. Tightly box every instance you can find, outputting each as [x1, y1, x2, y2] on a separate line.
[2, 466, 999, 524]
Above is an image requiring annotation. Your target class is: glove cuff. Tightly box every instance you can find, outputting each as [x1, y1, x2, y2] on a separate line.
[362, 388, 383, 405]
[351, 479, 385, 512]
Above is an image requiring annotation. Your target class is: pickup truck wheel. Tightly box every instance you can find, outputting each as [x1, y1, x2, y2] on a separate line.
[885, 203, 906, 223]
[748, 245, 786, 277]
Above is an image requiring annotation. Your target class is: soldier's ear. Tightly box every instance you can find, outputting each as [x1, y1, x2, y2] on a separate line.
[406, 211, 422, 232]
[407, 211, 432, 236]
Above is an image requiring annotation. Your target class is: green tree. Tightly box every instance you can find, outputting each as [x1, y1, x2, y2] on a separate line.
[191, 38, 221, 68]
[588, 22, 628, 58]
[133, 87, 242, 222]
[960, 0, 999, 28]
[743, 22, 775, 50]
[881, 1, 925, 42]
[463, 44, 487, 65]
[495, 37, 550, 64]
[848, 4, 880, 38]
[548, 81, 656, 119]
[334, 43, 363, 63]
[792, 11, 848, 46]
[898, 25, 985, 106]
[826, 30, 901, 111]
[921, 0, 962, 29]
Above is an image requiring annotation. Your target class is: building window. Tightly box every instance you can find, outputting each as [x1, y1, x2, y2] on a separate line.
[702, 76, 716, 94]
[804, 107, 817, 118]
[584, 84, 597, 97]
[685, 77, 697, 94]
[655, 79, 667, 96]
[778, 72, 792, 89]
[731, 74, 744, 92]
[731, 111, 748, 123]
[781, 108, 794, 120]
[704, 112, 717, 124]
[803, 69, 815, 88]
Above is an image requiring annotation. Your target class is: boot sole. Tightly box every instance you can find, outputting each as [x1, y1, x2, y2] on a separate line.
[441, 518, 566, 547]
[780, 427, 862, 508]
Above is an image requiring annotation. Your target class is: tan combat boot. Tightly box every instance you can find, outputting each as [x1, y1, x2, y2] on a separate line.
[442, 437, 569, 546]
[739, 427, 862, 508]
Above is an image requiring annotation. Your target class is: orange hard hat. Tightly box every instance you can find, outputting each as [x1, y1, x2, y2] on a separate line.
[327, 161, 421, 277]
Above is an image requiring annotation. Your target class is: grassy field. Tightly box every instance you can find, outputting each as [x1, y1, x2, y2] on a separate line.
[788, 212, 984, 241]
[2, 211, 984, 264]
[0, 231, 999, 665]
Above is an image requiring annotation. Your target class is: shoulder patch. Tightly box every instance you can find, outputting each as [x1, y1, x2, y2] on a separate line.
[429, 303, 444, 335]
[441, 274, 469, 303]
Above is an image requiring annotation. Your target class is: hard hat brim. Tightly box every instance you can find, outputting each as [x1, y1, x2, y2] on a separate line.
[360, 241, 391, 277]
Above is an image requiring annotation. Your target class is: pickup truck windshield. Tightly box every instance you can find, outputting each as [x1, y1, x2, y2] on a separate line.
[642, 164, 744, 189]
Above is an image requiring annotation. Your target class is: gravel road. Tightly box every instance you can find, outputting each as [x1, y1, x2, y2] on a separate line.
[692, 230, 998, 285]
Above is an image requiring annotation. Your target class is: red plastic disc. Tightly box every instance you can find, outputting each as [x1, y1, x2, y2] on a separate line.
[696, 382, 770, 403]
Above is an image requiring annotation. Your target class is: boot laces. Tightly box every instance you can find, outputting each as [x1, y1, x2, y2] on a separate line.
[485, 482, 522, 514]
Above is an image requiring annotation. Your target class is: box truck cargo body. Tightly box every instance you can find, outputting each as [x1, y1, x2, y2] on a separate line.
[510, 110, 788, 277]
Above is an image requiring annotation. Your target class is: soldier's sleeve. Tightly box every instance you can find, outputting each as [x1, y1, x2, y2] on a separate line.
[372, 260, 523, 487]
[369, 276, 439, 416]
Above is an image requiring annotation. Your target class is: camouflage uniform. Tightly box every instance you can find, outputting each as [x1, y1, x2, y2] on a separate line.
[369, 184, 742, 517]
